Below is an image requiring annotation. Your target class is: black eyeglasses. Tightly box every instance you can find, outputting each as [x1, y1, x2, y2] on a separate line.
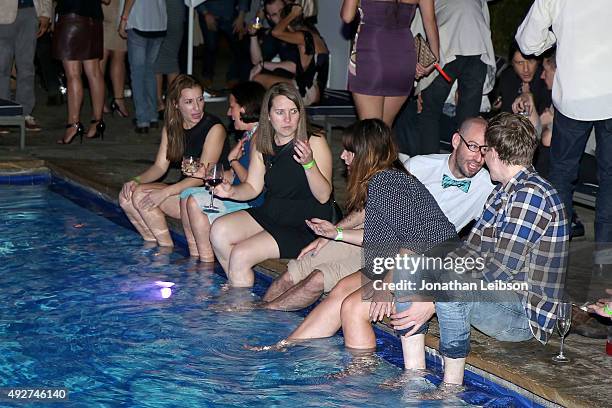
[458, 133, 488, 155]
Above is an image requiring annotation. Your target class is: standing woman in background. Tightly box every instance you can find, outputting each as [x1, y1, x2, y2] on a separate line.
[341, 0, 439, 126]
[53, 0, 107, 144]
[101, 0, 129, 118]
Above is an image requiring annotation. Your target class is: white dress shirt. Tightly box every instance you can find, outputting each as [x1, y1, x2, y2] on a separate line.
[412, 0, 497, 94]
[516, 0, 612, 121]
[400, 153, 495, 231]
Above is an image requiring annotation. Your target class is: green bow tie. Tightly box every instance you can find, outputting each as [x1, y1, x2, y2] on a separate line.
[442, 174, 471, 193]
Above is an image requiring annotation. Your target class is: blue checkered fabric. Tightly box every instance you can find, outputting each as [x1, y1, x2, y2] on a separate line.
[453, 166, 570, 344]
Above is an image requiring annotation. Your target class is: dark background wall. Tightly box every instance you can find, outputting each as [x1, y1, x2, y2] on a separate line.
[489, 0, 534, 58]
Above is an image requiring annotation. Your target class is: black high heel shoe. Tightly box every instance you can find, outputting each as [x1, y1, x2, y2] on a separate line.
[110, 98, 129, 118]
[87, 119, 106, 140]
[57, 122, 84, 144]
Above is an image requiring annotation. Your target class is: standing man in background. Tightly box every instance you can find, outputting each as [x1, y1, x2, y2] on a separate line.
[0, 0, 52, 133]
[516, 0, 612, 245]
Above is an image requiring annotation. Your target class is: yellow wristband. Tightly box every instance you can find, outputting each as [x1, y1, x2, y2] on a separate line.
[132, 176, 141, 184]
[302, 159, 316, 170]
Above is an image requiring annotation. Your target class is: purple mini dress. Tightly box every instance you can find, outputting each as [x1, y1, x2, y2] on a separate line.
[347, 0, 417, 97]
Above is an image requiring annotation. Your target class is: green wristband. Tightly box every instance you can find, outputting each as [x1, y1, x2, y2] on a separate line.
[334, 226, 343, 241]
[132, 176, 141, 184]
[604, 303, 612, 316]
[302, 159, 316, 170]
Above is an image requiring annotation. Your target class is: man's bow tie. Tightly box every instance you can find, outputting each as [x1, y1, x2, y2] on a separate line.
[442, 174, 471, 193]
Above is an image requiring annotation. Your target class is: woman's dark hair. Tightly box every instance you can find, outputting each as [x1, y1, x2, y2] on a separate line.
[343, 119, 405, 213]
[230, 82, 266, 124]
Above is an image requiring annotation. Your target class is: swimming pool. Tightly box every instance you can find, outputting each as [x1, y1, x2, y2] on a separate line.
[0, 176, 543, 407]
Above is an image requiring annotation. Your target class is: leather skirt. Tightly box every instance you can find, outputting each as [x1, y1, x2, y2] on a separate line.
[53, 13, 103, 61]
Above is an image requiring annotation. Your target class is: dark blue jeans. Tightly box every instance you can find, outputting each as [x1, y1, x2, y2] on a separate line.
[549, 110, 612, 243]
[196, 11, 247, 82]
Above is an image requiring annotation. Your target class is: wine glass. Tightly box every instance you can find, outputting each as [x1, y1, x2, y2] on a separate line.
[182, 156, 201, 176]
[204, 163, 224, 213]
[552, 302, 572, 363]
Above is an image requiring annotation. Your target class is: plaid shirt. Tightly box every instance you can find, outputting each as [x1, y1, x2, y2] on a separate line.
[454, 166, 569, 344]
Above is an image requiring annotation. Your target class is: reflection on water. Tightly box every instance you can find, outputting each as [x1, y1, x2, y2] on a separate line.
[0, 185, 525, 407]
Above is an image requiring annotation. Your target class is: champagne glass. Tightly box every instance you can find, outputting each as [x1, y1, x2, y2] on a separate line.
[182, 156, 200, 176]
[552, 302, 572, 363]
[204, 163, 224, 213]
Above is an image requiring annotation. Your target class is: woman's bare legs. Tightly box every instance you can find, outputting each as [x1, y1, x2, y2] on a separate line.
[131, 183, 180, 247]
[253, 73, 294, 89]
[382, 96, 408, 127]
[210, 211, 278, 287]
[180, 197, 199, 257]
[353, 92, 384, 121]
[100, 50, 111, 112]
[109, 50, 128, 114]
[186, 196, 215, 262]
[340, 284, 377, 349]
[62, 60, 84, 142]
[352, 93, 408, 127]
[156, 72, 178, 113]
[82, 58, 105, 137]
[119, 188, 157, 242]
[287, 271, 364, 341]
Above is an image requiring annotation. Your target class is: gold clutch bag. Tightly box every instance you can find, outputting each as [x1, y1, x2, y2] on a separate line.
[414, 33, 438, 68]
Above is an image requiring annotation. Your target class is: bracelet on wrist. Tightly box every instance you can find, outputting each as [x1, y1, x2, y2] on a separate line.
[334, 226, 344, 241]
[302, 159, 316, 170]
[132, 176, 141, 184]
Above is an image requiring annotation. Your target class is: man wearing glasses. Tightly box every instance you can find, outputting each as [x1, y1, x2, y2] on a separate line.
[259, 117, 495, 312]
[401, 116, 494, 236]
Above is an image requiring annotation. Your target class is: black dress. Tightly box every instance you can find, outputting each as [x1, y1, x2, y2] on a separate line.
[246, 137, 333, 258]
[183, 113, 229, 167]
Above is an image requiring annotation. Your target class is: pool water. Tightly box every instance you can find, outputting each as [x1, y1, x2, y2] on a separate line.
[0, 182, 533, 407]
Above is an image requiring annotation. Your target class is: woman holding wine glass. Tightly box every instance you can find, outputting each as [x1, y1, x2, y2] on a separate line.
[209, 82, 334, 287]
[119, 74, 228, 247]
[180, 82, 266, 263]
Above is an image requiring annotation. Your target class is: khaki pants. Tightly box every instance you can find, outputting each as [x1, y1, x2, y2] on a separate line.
[287, 240, 363, 293]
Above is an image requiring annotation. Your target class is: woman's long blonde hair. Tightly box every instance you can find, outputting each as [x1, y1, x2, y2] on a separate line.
[343, 119, 405, 213]
[164, 74, 203, 163]
[256, 83, 310, 156]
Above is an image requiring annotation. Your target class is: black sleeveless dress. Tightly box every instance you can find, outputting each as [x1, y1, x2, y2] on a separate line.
[246, 137, 333, 258]
[183, 113, 230, 167]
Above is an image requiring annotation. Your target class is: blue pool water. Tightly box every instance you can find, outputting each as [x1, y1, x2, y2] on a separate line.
[0, 181, 538, 407]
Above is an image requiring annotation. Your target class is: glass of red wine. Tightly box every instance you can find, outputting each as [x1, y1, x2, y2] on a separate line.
[204, 162, 224, 213]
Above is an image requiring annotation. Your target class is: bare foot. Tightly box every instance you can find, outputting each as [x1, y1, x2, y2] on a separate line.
[244, 338, 294, 352]
[419, 382, 465, 400]
[379, 368, 429, 389]
[327, 353, 379, 379]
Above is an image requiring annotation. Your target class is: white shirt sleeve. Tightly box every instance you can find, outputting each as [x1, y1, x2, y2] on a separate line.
[515, 0, 558, 56]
